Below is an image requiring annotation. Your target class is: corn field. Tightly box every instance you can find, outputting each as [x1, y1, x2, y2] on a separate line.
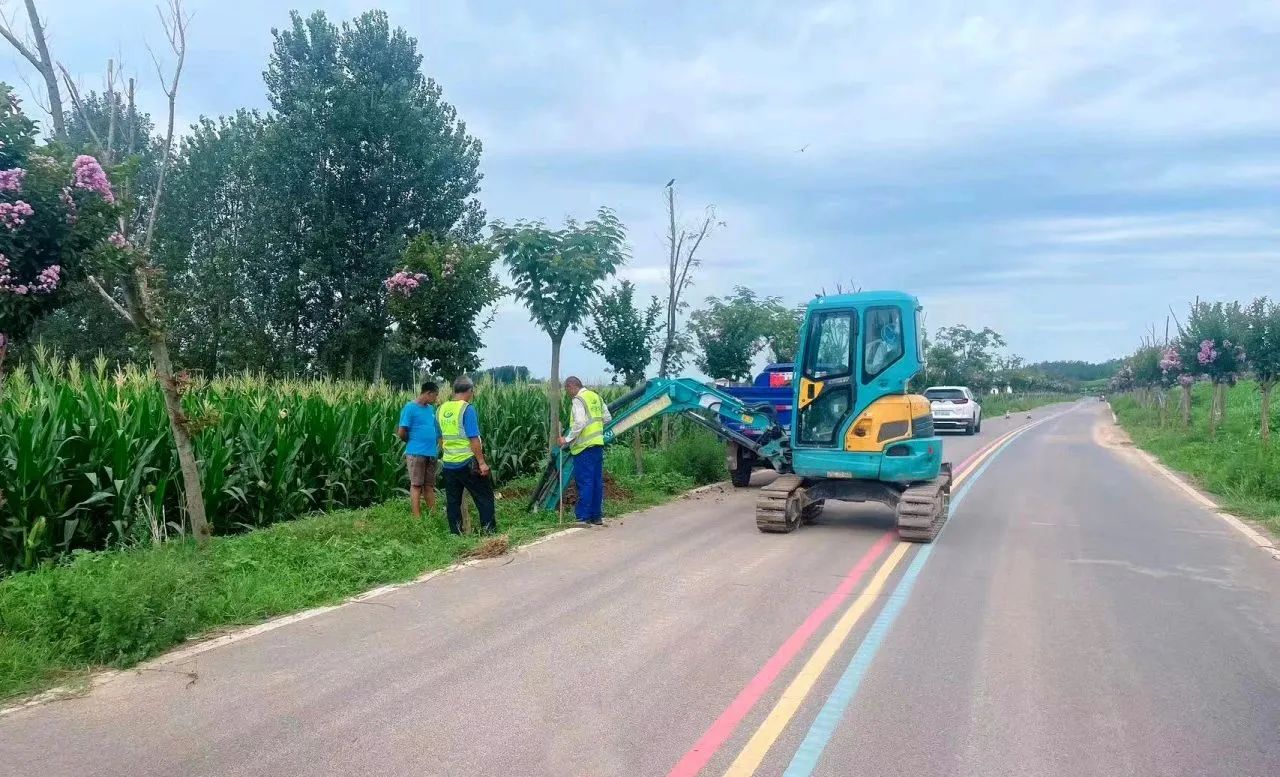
[0, 354, 639, 572]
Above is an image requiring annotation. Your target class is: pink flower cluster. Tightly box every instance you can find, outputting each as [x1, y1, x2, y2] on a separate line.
[0, 200, 33, 229]
[72, 155, 114, 203]
[384, 270, 428, 297]
[0, 168, 25, 192]
[0, 254, 61, 296]
[108, 231, 131, 250]
[442, 247, 461, 278]
[1177, 374, 1195, 387]
[1196, 339, 1218, 366]
[1158, 347, 1181, 373]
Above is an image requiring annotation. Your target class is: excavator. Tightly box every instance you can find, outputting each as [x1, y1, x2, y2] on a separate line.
[530, 291, 952, 541]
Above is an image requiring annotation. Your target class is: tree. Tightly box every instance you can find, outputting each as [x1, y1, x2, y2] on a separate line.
[584, 280, 661, 386]
[690, 286, 781, 382]
[0, 84, 117, 375]
[493, 208, 628, 449]
[62, 2, 217, 545]
[482, 365, 531, 384]
[1243, 297, 1280, 443]
[0, 0, 66, 139]
[764, 304, 805, 362]
[925, 325, 1007, 390]
[263, 10, 484, 379]
[385, 236, 503, 381]
[584, 279, 661, 472]
[657, 182, 717, 379]
[1177, 299, 1247, 436]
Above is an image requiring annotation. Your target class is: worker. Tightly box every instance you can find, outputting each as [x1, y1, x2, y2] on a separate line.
[558, 376, 612, 526]
[437, 378, 497, 535]
[398, 381, 440, 518]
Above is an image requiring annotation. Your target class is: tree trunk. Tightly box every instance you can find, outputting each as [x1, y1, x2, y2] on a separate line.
[371, 335, 385, 384]
[1157, 390, 1167, 427]
[1181, 384, 1191, 427]
[548, 335, 562, 452]
[1261, 382, 1272, 444]
[23, 0, 66, 139]
[343, 351, 354, 381]
[1208, 382, 1223, 437]
[149, 332, 212, 546]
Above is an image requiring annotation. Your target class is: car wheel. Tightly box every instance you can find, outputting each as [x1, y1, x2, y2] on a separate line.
[965, 418, 976, 435]
[975, 414, 982, 433]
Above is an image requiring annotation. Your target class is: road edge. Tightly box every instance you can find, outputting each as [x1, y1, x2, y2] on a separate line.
[1105, 402, 1280, 563]
[0, 480, 727, 717]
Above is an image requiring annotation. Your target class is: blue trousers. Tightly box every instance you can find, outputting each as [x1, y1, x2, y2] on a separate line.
[573, 445, 605, 521]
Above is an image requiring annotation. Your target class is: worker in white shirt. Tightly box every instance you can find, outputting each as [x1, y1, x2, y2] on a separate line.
[557, 376, 612, 526]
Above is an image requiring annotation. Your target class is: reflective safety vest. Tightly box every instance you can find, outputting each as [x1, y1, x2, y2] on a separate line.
[570, 389, 606, 455]
[438, 400, 474, 465]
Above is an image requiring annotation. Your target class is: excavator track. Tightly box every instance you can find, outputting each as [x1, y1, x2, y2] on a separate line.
[756, 474, 804, 533]
[894, 468, 952, 542]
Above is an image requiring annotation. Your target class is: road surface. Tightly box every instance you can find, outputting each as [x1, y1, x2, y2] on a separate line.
[3, 402, 1279, 776]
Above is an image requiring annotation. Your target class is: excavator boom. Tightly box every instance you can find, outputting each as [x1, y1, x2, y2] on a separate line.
[529, 378, 789, 511]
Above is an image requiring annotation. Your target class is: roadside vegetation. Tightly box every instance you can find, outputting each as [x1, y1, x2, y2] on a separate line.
[1110, 297, 1279, 534]
[1113, 382, 1278, 533]
[0, 439, 722, 700]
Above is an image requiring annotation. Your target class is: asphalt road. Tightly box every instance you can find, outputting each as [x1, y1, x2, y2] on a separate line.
[4, 402, 1278, 776]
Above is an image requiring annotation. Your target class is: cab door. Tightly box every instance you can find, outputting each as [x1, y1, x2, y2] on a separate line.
[794, 309, 857, 448]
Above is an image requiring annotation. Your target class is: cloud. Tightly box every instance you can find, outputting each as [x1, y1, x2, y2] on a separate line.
[3, 0, 1279, 372]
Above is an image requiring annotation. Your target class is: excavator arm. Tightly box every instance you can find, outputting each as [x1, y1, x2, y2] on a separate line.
[529, 377, 790, 511]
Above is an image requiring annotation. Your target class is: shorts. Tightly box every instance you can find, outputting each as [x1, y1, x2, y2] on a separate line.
[406, 455, 438, 488]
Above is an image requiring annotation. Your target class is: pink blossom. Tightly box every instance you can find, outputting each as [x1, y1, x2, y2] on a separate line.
[72, 155, 114, 203]
[0, 168, 25, 192]
[1196, 339, 1218, 366]
[0, 254, 62, 295]
[1177, 374, 1195, 387]
[108, 231, 130, 250]
[1158, 347, 1181, 374]
[384, 270, 428, 298]
[0, 200, 33, 229]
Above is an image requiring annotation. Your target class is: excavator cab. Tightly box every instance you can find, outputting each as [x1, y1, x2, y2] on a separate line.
[790, 292, 941, 485]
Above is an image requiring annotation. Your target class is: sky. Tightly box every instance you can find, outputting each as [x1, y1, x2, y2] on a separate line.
[4, 0, 1279, 380]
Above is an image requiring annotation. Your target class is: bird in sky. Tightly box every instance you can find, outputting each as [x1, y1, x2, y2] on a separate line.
[796, 144, 810, 153]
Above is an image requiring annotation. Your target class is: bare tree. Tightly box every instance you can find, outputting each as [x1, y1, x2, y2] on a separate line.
[0, 0, 66, 138]
[657, 180, 718, 443]
[65, 1, 213, 546]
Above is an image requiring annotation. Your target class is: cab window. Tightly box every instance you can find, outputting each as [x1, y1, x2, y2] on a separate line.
[863, 306, 904, 381]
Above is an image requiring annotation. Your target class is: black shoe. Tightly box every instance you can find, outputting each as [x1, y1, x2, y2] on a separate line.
[589, 519, 605, 526]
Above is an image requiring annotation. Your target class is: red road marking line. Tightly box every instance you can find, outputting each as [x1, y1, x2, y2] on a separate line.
[667, 428, 1018, 776]
[666, 531, 895, 777]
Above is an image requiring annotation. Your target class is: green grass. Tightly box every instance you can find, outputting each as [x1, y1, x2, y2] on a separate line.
[980, 392, 1079, 417]
[1113, 382, 1279, 534]
[0, 447, 706, 701]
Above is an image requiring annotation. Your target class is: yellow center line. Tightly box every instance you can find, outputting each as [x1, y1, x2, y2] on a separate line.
[721, 541, 913, 777]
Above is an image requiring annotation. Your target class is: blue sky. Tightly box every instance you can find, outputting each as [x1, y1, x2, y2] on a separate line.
[5, 0, 1279, 379]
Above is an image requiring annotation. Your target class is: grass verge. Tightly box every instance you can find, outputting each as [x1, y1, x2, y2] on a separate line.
[1113, 382, 1279, 535]
[0, 436, 724, 701]
[981, 392, 1080, 417]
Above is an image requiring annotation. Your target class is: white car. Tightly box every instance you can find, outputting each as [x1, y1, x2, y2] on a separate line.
[924, 385, 982, 434]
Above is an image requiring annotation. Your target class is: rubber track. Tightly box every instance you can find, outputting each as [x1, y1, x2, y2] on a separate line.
[895, 476, 950, 542]
[756, 474, 803, 533]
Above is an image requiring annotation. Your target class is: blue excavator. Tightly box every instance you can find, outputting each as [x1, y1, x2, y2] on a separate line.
[530, 291, 952, 541]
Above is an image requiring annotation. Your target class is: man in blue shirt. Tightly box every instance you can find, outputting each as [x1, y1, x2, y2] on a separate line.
[398, 382, 440, 518]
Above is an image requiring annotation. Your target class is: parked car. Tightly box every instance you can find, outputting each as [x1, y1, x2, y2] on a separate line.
[721, 363, 793, 486]
[924, 385, 982, 434]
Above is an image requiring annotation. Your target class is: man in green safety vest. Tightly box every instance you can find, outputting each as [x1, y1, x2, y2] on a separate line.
[436, 378, 497, 535]
[557, 376, 612, 526]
